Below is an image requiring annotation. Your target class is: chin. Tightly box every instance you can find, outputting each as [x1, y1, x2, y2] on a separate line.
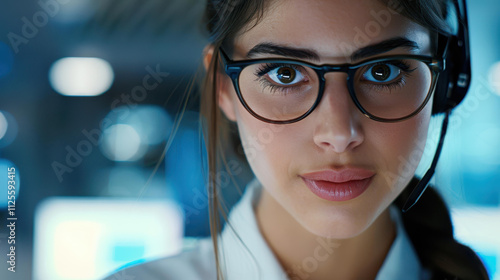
[296, 203, 382, 240]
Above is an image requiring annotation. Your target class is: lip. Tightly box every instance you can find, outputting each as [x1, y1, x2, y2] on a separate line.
[300, 168, 375, 202]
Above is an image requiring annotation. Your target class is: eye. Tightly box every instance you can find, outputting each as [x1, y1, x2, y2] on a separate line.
[362, 63, 401, 83]
[267, 66, 306, 85]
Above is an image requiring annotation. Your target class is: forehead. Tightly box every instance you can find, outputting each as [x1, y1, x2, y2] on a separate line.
[233, 0, 431, 61]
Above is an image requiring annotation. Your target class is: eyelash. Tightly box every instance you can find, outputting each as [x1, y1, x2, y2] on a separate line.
[252, 60, 417, 95]
[362, 60, 417, 91]
[254, 63, 307, 95]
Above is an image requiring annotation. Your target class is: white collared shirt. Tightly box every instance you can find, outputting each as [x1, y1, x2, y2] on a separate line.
[104, 178, 429, 280]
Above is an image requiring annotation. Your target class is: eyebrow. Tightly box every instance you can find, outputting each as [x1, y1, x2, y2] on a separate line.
[247, 43, 320, 61]
[351, 37, 420, 61]
[246, 37, 420, 62]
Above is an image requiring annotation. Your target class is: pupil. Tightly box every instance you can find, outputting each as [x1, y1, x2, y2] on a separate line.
[372, 65, 390, 81]
[277, 67, 295, 83]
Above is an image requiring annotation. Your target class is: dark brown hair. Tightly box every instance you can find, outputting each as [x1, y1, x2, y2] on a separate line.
[200, 1, 490, 279]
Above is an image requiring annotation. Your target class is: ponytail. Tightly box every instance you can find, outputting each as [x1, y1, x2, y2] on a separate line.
[394, 177, 490, 280]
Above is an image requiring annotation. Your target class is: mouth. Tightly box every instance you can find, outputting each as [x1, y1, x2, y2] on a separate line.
[300, 168, 375, 202]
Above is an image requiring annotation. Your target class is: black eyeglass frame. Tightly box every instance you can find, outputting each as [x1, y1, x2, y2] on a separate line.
[219, 48, 445, 124]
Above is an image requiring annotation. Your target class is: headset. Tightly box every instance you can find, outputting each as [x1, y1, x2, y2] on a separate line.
[402, 0, 471, 212]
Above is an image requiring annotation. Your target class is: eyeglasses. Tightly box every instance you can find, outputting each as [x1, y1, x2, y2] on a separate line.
[219, 48, 444, 124]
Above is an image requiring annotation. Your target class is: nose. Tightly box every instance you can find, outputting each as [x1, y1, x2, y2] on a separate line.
[312, 74, 364, 153]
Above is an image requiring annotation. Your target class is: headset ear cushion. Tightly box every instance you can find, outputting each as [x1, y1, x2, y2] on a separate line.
[432, 33, 472, 115]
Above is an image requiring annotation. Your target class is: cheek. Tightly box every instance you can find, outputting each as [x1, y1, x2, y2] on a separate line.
[370, 107, 432, 193]
[233, 100, 305, 187]
[236, 114, 292, 179]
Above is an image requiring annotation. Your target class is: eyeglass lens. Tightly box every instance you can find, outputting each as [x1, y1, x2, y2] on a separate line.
[237, 58, 433, 121]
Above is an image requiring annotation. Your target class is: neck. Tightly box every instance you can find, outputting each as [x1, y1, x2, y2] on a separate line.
[255, 187, 396, 280]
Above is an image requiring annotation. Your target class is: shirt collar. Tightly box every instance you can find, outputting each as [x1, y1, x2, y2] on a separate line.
[219, 178, 288, 279]
[376, 202, 423, 280]
[219, 178, 424, 280]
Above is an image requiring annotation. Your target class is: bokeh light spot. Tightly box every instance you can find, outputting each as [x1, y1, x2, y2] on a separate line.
[100, 124, 143, 161]
[488, 61, 500, 96]
[49, 57, 114, 96]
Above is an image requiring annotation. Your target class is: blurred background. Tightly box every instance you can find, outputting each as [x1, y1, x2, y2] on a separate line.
[0, 0, 499, 279]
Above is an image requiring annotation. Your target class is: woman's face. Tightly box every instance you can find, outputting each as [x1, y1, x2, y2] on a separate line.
[217, 0, 433, 238]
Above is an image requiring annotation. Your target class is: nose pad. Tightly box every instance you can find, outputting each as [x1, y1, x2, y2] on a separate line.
[312, 73, 364, 153]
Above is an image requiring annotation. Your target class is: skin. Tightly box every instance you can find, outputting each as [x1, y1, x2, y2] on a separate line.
[204, 0, 433, 279]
